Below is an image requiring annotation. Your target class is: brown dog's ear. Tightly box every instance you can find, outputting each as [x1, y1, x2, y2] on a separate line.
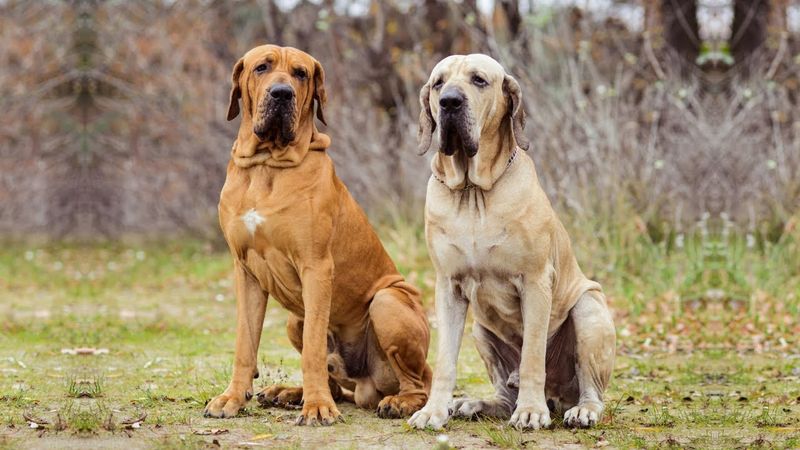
[503, 74, 529, 151]
[417, 81, 436, 155]
[227, 58, 244, 121]
[312, 60, 327, 126]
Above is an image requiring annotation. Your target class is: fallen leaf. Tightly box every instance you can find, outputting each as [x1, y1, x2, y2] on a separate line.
[120, 411, 147, 425]
[119, 412, 147, 430]
[633, 426, 662, 432]
[23, 412, 49, 428]
[60, 348, 109, 356]
[194, 429, 229, 436]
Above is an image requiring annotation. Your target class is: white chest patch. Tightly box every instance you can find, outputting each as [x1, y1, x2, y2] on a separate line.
[241, 208, 265, 235]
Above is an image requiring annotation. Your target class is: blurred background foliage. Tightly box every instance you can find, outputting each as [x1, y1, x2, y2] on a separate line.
[0, 0, 798, 242]
[1, 4, 799, 446]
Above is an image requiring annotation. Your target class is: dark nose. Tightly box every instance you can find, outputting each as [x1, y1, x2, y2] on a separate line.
[269, 84, 294, 101]
[439, 90, 464, 112]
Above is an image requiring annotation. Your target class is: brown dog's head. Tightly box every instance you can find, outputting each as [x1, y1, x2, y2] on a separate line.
[418, 54, 527, 157]
[227, 45, 326, 148]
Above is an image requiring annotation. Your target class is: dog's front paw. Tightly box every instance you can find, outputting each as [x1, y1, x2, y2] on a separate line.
[256, 384, 303, 409]
[509, 403, 551, 430]
[204, 388, 251, 418]
[407, 403, 450, 430]
[295, 395, 341, 426]
[563, 402, 603, 428]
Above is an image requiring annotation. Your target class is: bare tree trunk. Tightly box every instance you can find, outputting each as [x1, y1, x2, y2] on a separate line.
[730, 0, 769, 63]
[492, 0, 523, 44]
[663, 0, 700, 63]
[644, 0, 700, 65]
[765, 0, 789, 50]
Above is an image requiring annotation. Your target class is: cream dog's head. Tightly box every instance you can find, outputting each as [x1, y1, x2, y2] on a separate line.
[418, 54, 527, 157]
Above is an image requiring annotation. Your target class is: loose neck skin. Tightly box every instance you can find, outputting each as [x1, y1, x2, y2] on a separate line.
[231, 101, 329, 169]
[431, 116, 517, 191]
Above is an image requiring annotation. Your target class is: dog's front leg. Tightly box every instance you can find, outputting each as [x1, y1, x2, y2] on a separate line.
[408, 276, 468, 430]
[509, 273, 553, 430]
[295, 259, 341, 426]
[205, 262, 268, 418]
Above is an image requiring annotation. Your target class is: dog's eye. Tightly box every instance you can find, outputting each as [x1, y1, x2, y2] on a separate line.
[255, 64, 269, 74]
[472, 75, 488, 87]
[432, 78, 444, 90]
[293, 68, 307, 80]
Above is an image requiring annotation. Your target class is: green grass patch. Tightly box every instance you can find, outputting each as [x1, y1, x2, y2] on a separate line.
[0, 219, 799, 447]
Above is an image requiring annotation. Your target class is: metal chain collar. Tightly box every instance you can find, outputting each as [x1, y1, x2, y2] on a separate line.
[433, 146, 519, 191]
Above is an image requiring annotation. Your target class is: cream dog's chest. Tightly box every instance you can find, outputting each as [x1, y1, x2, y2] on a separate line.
[427, 212, 532, 342]
[431, 231, 517, 273]
[427, 205, 537, 275]
[426, 187, 554, 346]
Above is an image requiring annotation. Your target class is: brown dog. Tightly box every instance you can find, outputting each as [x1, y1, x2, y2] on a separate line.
[204, 45, 432, 425]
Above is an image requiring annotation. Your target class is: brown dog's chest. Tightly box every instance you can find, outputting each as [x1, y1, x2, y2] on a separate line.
[219, 153, 401, 326]
[218, 165, 316, 313]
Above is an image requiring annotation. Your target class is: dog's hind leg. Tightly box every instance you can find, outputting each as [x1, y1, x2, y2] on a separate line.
[256, 315, 349, 409]
[369, 285, 432, 419]
[256, 314, 305, 408]
[543, 314, 580, 414]
[562, 290, 615, 428]
[452, 323, 519, 419]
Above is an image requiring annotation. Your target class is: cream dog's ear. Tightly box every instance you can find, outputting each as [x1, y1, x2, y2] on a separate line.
[503, 74, 529, 151]
[312, 60, 327, 126]
[227, 58, 245, 121]
[417, 81, 436, 155]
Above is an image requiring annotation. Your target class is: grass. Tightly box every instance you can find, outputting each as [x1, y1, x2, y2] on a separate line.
[478, 420, 528, 448]
[0, 215, 799, 448]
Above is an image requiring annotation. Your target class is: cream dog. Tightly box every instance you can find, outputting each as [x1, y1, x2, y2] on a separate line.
[408, 54, 616, 431]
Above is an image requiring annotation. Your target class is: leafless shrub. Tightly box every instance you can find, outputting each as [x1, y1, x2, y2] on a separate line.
[0, 1, 798, 239]
[0, 2, 75, 238]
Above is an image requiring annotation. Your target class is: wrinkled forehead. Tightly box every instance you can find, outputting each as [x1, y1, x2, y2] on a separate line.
[430, 54, 506, 80]
[242, 45, 315, 71]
